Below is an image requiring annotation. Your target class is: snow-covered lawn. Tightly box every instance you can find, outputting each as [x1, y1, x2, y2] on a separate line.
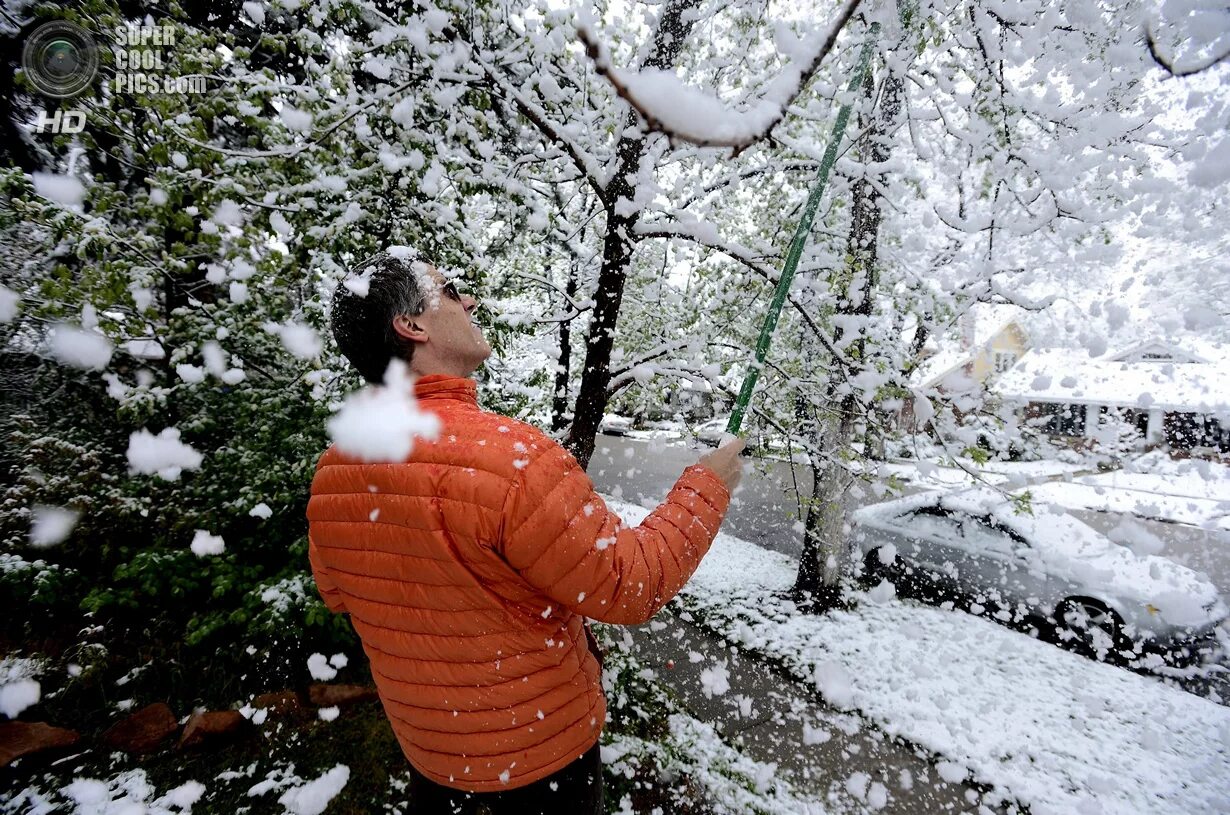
[611, 500, 1230, 815]
[861, 457, 1089, 492]
[1020, 454, 1230, 530]
[1024, 481, 1230, 530]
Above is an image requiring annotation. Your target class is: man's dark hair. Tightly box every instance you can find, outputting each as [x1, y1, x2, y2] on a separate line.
[331, 252, 429, 384]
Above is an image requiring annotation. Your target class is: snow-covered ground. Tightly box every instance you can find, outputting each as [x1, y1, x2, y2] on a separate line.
[1019, 453, 1230, 530]
[1024, 481, 1230, 530]
[611, 500, 1230, 815]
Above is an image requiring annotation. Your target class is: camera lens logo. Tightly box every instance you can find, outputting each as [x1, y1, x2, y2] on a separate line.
[22, 21, 99, 99]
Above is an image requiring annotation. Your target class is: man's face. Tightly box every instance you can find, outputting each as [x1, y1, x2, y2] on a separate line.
[412, 267, 491, 375]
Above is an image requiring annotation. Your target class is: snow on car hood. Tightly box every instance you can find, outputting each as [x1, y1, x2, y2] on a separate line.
[854, 488, 1227, 629]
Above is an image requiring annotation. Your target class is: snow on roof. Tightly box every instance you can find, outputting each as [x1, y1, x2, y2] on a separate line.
[992, 347, 1230, 413]
[968, 303, 1025, 349]
[908, 348, 972, 390]
[909, 303, 1026, 389]
[1108, 336, 1227, 364]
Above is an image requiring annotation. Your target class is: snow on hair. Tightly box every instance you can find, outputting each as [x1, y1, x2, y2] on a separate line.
[331, 251, 431, 384]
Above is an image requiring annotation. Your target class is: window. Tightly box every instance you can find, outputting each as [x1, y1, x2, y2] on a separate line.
[905, 509, 963, 541]
[961, 520, 1025, 558]
[1030, 402, 1086, 436]
[992, 351, 1017, 374]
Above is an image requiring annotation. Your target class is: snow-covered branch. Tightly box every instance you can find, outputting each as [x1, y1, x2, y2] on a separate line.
[1146, 25, 1230, 77]
[577, 0, 864, 152]
[469, 51, 609, 202]
[633, 221, 856, 371]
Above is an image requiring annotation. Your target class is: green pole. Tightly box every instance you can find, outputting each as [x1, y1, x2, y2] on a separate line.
[726, 22, 881, 435]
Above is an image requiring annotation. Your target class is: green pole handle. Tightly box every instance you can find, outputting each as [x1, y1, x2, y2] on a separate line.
[726, 22, 881, 435]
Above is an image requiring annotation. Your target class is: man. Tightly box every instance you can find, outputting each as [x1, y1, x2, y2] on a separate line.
[308, 252, 744, 814]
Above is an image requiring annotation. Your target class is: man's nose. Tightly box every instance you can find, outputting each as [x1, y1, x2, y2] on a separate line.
[463, 296, 478, 312]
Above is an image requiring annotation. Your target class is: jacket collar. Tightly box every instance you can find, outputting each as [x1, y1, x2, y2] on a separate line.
[414, 374, 478, 407]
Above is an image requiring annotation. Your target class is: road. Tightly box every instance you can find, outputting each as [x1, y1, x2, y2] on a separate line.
[588, 434, 1230, 597]
[588, 435, 814, 560]
[589, 434, 1229, 808]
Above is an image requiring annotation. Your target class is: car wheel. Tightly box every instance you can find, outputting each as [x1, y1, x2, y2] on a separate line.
[1056, 598, 1126, 663]
[862, 547, 889, 586]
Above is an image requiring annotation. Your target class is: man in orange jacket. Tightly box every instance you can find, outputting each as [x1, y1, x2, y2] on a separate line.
[308, 252, 745, 814]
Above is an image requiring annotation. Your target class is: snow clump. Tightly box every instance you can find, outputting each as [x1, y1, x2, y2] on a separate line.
[0, 285, 19, 322]
[698, 661, 730, 698]
[812, 660, 854, 709]
[49, 324, 113, 370]
[190, 530, 225, 557]
[127, 427, 203, 480]
[29, 505, 79, 547]
[0, 679, 40, 717]
[307, 653, 337, 681]
[272, 321, 323, 359]
[31, 172, 86, 207]
[277, 765, 350, 815]
[243, 1, 265, 25]
[327, 360, 440, 462]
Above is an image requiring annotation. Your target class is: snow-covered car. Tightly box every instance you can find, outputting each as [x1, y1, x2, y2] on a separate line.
[852, 488, 1228, 663]
[599, 413, 633, 436]
[695, 418, 728, 446]
[694, 418, 756, 454]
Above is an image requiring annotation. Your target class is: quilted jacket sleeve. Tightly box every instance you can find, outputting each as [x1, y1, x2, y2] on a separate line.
[499, 441, 730, 625]
[308, 533, 348, 614]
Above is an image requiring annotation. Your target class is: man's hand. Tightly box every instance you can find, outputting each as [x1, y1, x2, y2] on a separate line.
[698, 436, 746, 493]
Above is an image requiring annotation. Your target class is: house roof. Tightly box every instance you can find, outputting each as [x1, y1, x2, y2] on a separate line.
[909, 348, 972, 391]
[969, 303, 1025, 348]
[992, 347, 1230, 413]
[909, 303, 1026, 389]
[1108, 338, 1215, 364]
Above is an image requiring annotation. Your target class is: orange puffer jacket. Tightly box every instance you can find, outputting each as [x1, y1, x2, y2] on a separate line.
[307, 375, 730, 792]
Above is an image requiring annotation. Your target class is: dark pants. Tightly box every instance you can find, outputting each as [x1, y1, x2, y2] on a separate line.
[407, 742, 604, 815]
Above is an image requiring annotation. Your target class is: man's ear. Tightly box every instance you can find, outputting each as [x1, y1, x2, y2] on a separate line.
[392, 314, 428, 344]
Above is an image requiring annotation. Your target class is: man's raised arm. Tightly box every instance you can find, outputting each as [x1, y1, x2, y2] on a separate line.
[500, 437, 745, 625]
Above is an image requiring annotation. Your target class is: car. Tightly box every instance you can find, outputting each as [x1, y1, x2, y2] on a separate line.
[694, 418, 756, 454]
[599, 413, 633, 436]
[695, 418, 728, 446]
[851, 488, 1228, 664]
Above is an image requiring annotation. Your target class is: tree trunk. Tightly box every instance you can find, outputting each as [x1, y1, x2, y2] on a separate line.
[551, 258, 580, 432]
[563, 0, 700, 470]
[794, 27, 908, 606]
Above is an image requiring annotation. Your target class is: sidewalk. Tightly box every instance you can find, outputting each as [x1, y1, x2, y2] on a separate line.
[607, 498, 1230, 815]
[624, 614, 1013, 814]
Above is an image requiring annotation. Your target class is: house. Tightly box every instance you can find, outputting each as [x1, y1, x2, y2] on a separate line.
[991, 339, 1230, 454]
[899, 303, 1029, 428]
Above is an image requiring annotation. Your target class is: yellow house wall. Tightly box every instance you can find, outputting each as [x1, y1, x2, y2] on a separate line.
[970, 323, 1028, 381]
